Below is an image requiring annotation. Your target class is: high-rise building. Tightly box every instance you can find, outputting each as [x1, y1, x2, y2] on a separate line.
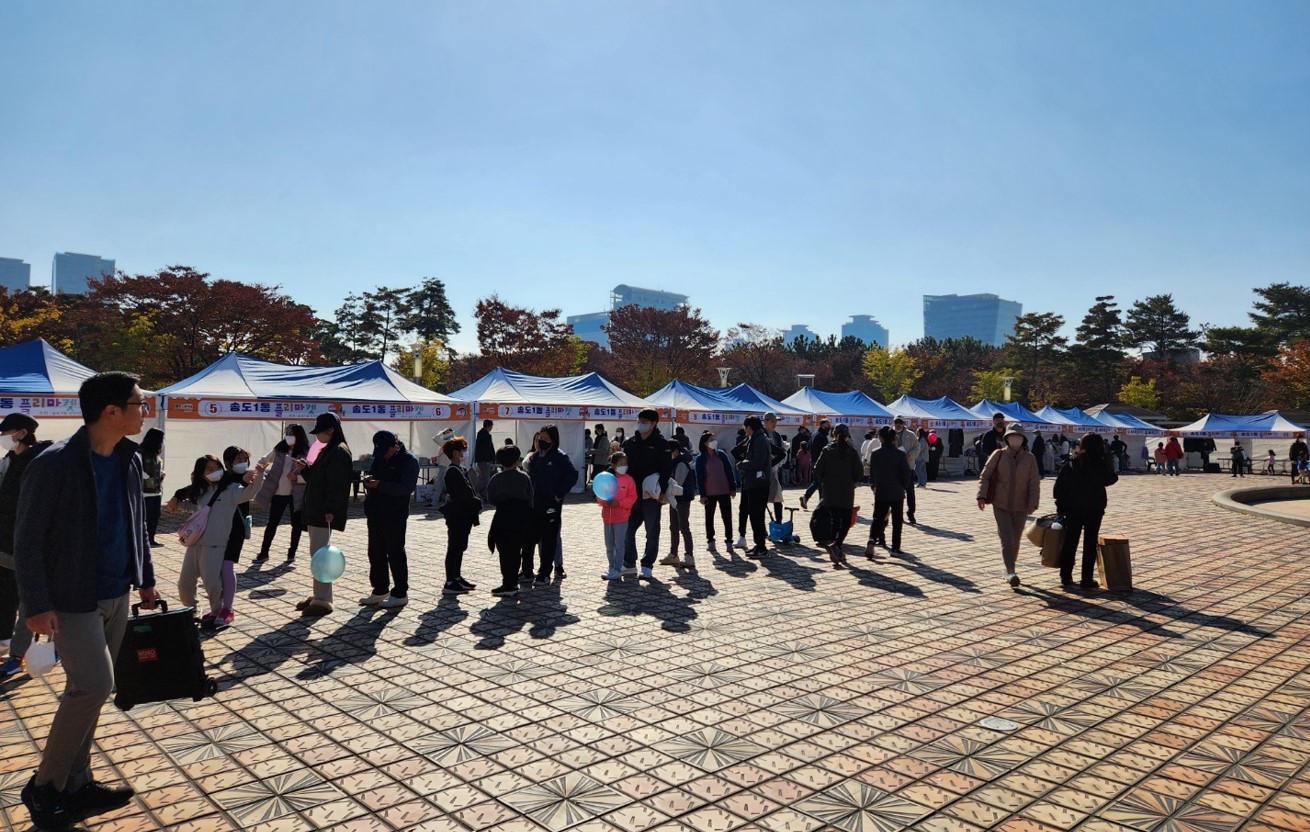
[781, 324, 819, 344]
[923, 293, 1022, 346]
[52, 252, 114, 295]
[841, 315, 889, 348]
[569, 284, 691, 348]
[0, 258, 31, 292]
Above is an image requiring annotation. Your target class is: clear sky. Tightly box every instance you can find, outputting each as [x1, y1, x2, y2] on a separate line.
[2, 1, 1307, 354]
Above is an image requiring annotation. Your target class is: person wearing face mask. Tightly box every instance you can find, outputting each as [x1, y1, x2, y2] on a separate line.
[0, 414, 52, 677]
[138, 428, 165, 547]
[254, 424, 309, 562]
[170, 452, 267, 630]
[977, 422, 1041, 588]
[524, 425, 578, 587]
[359, 430, 420, 608]
[590, 424, 609, 485]
[891, 417, 921, 523]
[440, 436, 482, 596]
[621, 410, 671, 578]
[660, 442, 697, 570]
[597, 451, 638, 581]
[294, 412, 353, 616]
[694, 431, 737, 551]
[737, 416, 774, 557]
[215, 446, 257, 628]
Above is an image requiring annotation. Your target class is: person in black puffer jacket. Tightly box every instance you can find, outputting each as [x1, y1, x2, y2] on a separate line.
[737, 416, 773, 557]
[622, 410, 671, 577]
[525, 424, 578, 585]
[0, 414, 52, 672]
[1053, 432, 1118, 590]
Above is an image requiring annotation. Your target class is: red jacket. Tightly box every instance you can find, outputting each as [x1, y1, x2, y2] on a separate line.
[1164, 440, 1184, 460]
[598, 473, 638, 523]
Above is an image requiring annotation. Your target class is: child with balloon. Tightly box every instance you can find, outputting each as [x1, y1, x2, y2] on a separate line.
[595, 452, 637, 581]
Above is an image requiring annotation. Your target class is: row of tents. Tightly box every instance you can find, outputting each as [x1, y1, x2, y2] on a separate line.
[3, 339, 1306, 489]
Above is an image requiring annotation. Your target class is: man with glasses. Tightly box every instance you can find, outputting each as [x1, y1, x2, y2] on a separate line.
[15, 372, 160, 830]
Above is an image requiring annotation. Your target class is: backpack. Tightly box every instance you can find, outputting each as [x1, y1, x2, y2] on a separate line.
[809, 505, 841, 545]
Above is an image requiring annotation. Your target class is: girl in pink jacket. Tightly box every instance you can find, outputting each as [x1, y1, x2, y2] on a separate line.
[598, 452, 638, 580]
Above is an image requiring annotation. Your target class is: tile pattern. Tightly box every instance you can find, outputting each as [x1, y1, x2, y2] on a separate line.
[2, 474, 1310, 831]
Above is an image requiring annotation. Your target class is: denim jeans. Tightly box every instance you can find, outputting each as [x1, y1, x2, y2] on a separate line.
[604, 521, 627, 574]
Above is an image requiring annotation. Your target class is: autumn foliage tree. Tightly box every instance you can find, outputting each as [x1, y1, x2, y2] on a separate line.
[601, 305, 719, 395]
[719, 325, 798, 398]
[473, 294, 589, 377]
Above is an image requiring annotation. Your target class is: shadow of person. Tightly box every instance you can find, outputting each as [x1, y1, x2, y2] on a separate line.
[468, 585, 582, 649]
[910, 523, 975, 542]
[845, 564, 926, 597]
[598, 578, 700, 633]
[709, 547, 759, 579]
[220, 615, 313, 687]
[882, 548, 982, 594]
[1025, 586, 1272, 640]
[404, 595, 471, 647]
[301, 605, 403, 674]
[749, 547, 826, 592]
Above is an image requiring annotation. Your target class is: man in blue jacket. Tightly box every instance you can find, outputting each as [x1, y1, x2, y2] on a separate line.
[15, 371, 161, 830]
[360, 430, 420, 609]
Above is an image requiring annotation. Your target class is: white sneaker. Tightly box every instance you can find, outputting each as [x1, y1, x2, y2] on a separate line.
[359, 593, 389, 606]
[640, 567, 653, 579]
[379, 595, 409, 608]
[734, 535, 746, 549]
[602, 571, 621, 581]
[1008, 573, 1021, 588]
[620, 567, 638, 577]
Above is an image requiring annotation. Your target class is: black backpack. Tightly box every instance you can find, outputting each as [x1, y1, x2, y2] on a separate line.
[809, 505, 840, 545]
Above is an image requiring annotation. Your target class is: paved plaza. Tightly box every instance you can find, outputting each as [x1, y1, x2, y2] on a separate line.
[2, 473, 1309, 832]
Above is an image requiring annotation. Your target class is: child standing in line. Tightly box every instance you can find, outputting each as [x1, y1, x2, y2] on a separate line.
[795, 441, 812, 485]
[219, 447, 258, 626]
[599, 452, 638, 581]
[487, 445, 533, 598]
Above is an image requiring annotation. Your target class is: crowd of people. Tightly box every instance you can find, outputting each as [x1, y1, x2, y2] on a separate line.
[2, 370, 1308, 829]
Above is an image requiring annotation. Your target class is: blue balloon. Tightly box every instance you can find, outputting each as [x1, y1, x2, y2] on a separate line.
[310, 545, 346, 583]
[593, 471, 618, 501]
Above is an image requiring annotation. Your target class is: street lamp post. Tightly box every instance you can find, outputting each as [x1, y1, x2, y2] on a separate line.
[412, 345, 424, 385]
[717, 367, 732, 388]
[1001, 376, 1015, 403]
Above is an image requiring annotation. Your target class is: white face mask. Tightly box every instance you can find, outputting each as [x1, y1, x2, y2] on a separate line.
[637, 422, 653, 435]
[205, 469, 224, 483]
[284, 435, 296, 447]
[709, 440, 719, 450]
[0, 433, 18, 453]
[232, 462, 249, 474]
[616, 465, 628, 474]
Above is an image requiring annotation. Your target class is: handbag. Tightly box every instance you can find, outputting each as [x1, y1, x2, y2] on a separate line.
[178, 487, 225, 546]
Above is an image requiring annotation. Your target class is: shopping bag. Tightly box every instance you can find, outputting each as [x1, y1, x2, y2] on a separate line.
[1040, 526, 1063, 568]
[25, 636, 58, 678]
[1097, 535, 1133, 591]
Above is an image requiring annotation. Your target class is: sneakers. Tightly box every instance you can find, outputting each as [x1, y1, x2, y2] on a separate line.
[217, 608, 235, 627]
[734, 535, 746, 549]
[907, 513, 917, 525]
[359, 593, 389, 606]
[199, 612, 218, 632]
[148, 538, 163, 548]
[602, 571, 622, 581]
[301, 600, 333, 617]
[533, 576, 551, 588]
[1, 657, 22, 677]
[1007, 573, 1021, 588]
[640, 567, 653, 579]
[286, 551, 296, 563]
[799, 496, 808, 510]
[865, 541, 879, 558]
[491, 585, 520, 597]
[518, 572, 534, 584]
[746, 546, 767, 558]
[1079, 579, 1100, 589]
[64, 778, 135, 817]
[681, 557, 696, 571]
[620, 566, 638, 577]
[553, 569, 567, 581]
[443, 581, 471, 595]
[457, 578, 477, 591]
[659, 553, 681, 566]
[379, 595, 409, 608]
[295, 596, 314, 611]
[254, 552, 270, 562]
[21, 775, 70, 830]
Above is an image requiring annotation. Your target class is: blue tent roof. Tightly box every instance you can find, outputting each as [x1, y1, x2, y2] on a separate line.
[722, 384, 809, 417]
[969, 400, 1053, 426]
[782, 388, 894, 421]
[1173, 412, 1308, 437]
[158, 353, 461, 403]
[1035, 405, 1111, 431]
[0, 339, 99, 394]
[648, 381, 806, 416]
[449, 368, 649, 408]
[885, 395, 989, 426]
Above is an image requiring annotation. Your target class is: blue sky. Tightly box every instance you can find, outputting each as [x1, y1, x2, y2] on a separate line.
[2, 1, 1307, 354]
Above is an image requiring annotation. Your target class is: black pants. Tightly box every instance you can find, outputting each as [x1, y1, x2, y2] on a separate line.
[145, 495, 162, 541]
[445, 517, 473, 584]
[367, 513, 409, 597]
[905, 480, 916, 519]
[668, 499, 692, 555]
[742, 488, 768, 549]
[0, 567, 18, 641]
[703, 495, 732, 542]
[260, 494, 303, 557]
[871, 499, 904, 549]
[534, 508, 561, 579]
[1059, 512, 1103, 584]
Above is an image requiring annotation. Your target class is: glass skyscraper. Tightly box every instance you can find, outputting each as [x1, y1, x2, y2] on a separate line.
[922, 293, 1022, 346]
[841, 315, 889, 348]
[0, 258, 31, 292]
[52, 252, 115, 294]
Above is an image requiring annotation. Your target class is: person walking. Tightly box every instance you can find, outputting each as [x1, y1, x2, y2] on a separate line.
[914, 428, 929, 488]
[737, 416, 773, 558]
[979, 413, 1007, 462]
[473, 420, 497, 503]
[590, 424, 609, 483]
[14, 372, 161, 829]
[526, 425, 578, 586]
[294, 412, 352, 617]
[976, 422, 1041, 588]
[813, 424, 862, 566]
[694, 431, 737, 551]
[1053, 433, 1118, 590]
[865, 425, 913, 556]
[1164, 436, 1184, 476]
[1031, 431, 1046, 478]
[598, 452, 638, 580]
[359, 431, 419, 608]
[622, 410, 670, 578]
[255, 424, 309, 562]
[927, 430, 944, 481]
[763, 413, 788, 523]
[486, 445, 533, 598]
[1153, 442, 1167, 474]
[798, 419, 831, 509]
[891, 417, 921, 523]
[660, 443, 697, 569]
[0, 414, 51, 677]
[440, 436, 482, 595]
[138, 428, 165, 547]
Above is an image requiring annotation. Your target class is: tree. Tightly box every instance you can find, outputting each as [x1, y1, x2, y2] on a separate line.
[603, 305, 719, 396]
[474, 294, 579, 376]
[357, 286, 409, 361]
[1249, 282, 1310, 345]
[719, 324, 797, 397]
[902, 336, 1002, 400]
[389, 339, 451, 390]
[403, 277, 461, 345]
[1123, 294, 1198, 358]
[785, 334, 870, 393]
[0, 288, 61, 346]
[861, 346, 921, 400]
[1068, 296, 1125, 403]
[970, 368, 1023, 403]
[1262, 340, 1310, 410]
[1116, 376, 1162, 411]
[1004, 312, 1067, 403]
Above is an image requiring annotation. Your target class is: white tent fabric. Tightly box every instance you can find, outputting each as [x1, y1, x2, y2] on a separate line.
[448, 369, 657, 492]
[155, 354, 471, 477]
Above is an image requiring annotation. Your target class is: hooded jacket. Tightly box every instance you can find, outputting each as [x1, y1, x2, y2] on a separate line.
[526, 447, 579, 510]
[301, 441, 353, 531]
[1053, 454, 1118, 516]
[364, 443, 420, 519]
[0, 439, 53, 558]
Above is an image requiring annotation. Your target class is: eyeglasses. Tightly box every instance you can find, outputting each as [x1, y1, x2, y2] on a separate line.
[119, 400, 148, 409]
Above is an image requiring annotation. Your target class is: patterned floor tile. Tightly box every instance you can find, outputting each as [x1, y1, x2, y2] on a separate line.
[501, 773, 630, 831]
